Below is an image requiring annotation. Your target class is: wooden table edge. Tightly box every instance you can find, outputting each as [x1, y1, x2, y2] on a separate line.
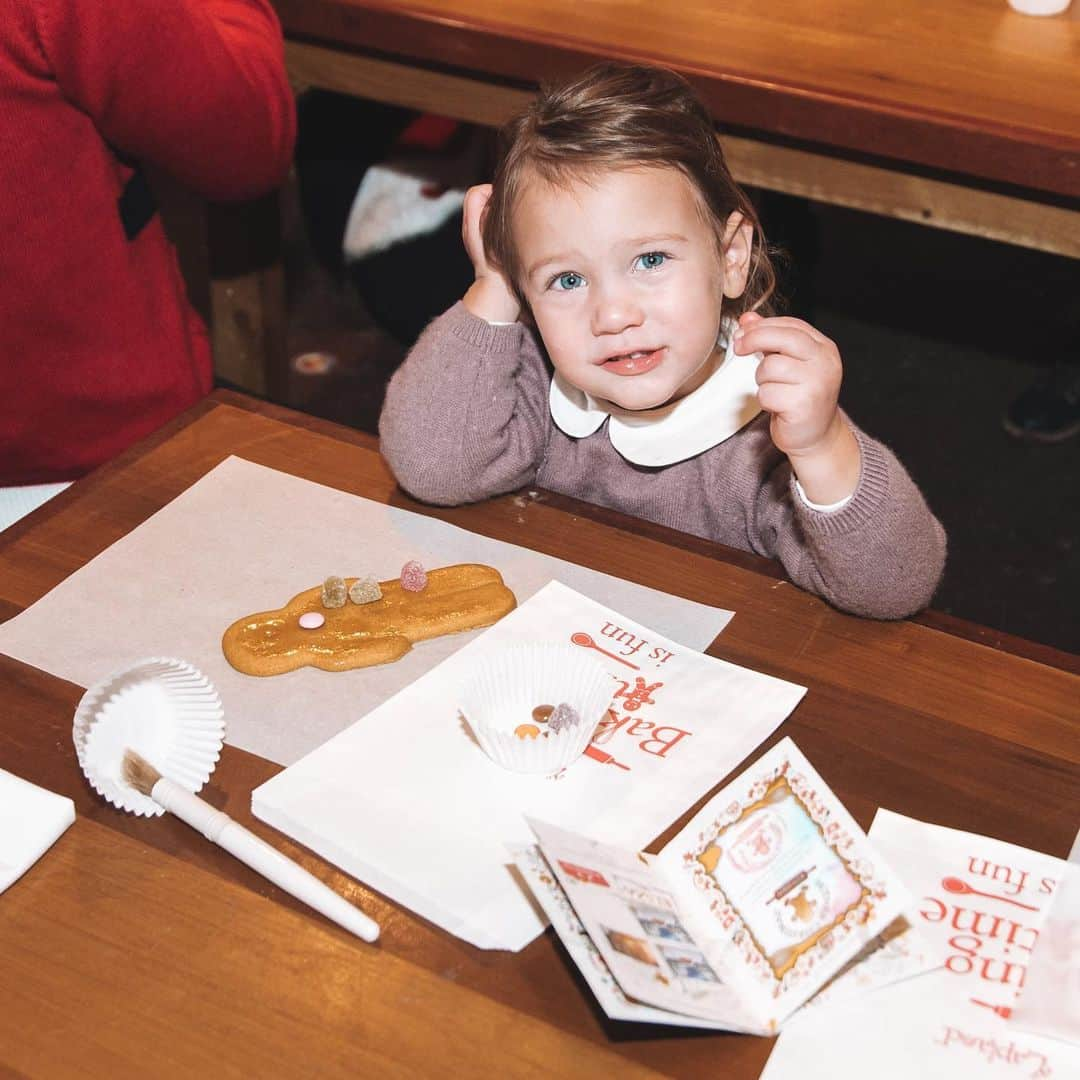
[3, 388, 1076, 677]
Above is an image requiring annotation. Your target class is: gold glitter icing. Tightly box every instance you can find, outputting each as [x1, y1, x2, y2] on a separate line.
[222, 563, 516, 676]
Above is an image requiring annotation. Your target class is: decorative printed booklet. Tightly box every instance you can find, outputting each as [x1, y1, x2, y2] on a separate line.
[514, 738, 921, 1033]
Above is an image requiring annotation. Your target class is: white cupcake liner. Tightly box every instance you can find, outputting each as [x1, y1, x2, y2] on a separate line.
[460, 644, 614, 775]
[72, 657, 225, 817]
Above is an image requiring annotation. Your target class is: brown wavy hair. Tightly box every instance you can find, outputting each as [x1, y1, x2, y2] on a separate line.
[483, 62, 778, 318]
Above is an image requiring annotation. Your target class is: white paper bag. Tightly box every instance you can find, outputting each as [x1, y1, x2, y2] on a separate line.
[253, 582, 806, 950]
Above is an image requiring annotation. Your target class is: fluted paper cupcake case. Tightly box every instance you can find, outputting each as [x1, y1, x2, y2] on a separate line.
[73, 657, 225, 817]
[460, 644, 614, 775]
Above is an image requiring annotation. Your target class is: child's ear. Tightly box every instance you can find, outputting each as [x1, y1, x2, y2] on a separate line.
[719, 212, 754, 299]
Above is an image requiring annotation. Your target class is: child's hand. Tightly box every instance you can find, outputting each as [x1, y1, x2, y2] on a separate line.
[734, 313, 841, 455]
[735, 312, 860, 504]
[461, 184, 521, 324]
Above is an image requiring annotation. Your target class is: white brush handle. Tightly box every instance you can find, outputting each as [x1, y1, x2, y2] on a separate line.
[151, 777, 379, 943]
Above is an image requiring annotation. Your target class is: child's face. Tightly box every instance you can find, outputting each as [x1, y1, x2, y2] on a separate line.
[513, 165, 752, 411]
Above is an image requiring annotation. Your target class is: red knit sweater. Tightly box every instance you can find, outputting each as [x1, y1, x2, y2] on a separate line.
[0, 0, 295, 484]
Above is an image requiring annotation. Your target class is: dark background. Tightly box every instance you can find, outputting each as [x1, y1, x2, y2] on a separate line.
[274, 109, 1079, 656]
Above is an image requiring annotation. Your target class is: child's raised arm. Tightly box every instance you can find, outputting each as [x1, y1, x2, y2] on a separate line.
[378, 186, 552, 507]
[730, 311, 946, 617]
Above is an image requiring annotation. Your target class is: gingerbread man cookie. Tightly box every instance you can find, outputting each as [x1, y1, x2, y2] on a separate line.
[222, 563, 516, 675]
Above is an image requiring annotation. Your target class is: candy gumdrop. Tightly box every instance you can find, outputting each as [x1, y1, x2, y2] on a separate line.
[321, 575, 348, 608]
[400, 560, 428, 592]
[349, 576, 382, 605]
[548, 702, 580, 733]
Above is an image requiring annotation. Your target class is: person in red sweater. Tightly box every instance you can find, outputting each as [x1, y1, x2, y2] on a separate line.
[0, 0, 295, 518]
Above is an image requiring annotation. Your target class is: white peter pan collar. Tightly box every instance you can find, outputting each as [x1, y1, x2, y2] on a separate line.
[549, 324, 763, 467]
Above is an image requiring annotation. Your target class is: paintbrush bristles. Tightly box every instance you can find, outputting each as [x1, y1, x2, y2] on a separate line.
[121, 747, 163, 796]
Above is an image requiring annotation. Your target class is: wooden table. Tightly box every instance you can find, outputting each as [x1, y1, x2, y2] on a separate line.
[2, 391, 1078, 1078]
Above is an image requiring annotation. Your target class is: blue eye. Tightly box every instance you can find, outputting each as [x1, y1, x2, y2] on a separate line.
[634, 252, 667, 271]
[551, 271, 585, 291]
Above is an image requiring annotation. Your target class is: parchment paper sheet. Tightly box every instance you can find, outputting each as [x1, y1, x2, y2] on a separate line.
[0, 457, 734, 765]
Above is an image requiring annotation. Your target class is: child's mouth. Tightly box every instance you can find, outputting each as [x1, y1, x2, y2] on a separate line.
[601, 348, 664, 376]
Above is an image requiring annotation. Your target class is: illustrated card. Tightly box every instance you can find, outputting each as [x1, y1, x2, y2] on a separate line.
[683, 769, 870, 974]
[661, 738, 912, 1027]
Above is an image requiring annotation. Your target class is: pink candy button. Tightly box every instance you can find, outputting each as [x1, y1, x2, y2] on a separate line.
[298, 612, 325, 630]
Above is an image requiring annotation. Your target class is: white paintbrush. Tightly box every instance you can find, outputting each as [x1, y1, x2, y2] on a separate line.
[122, 747, 379, 943]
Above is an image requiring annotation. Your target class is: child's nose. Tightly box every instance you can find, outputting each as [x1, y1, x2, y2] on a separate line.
[590, 283, 644, 335]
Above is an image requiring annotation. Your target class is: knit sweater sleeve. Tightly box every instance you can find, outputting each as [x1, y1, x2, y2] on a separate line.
[746, 420, 947, 619]
[32, 0, 294, 199]
[379, 302, 554, 506]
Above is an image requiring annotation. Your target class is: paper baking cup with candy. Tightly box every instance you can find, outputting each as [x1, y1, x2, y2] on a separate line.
[460, 644, 614, 775]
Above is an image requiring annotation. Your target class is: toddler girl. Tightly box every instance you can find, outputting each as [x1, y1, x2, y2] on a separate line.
[380, 63, 946, 618]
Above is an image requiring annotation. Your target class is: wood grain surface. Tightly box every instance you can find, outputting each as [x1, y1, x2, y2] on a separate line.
[2, 391, 1077, 1078]
[272, 0, 1080, 197]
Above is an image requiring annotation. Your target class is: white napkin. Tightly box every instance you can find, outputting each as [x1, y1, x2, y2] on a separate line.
[0, 769, 76, 894]
[0, 482, 70, 533]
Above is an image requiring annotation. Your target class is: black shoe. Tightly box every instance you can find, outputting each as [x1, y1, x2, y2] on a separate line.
[1003, 372, 1080, 443]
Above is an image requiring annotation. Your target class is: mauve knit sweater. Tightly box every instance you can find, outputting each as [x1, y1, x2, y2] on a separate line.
[380, 303, 947, 619]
